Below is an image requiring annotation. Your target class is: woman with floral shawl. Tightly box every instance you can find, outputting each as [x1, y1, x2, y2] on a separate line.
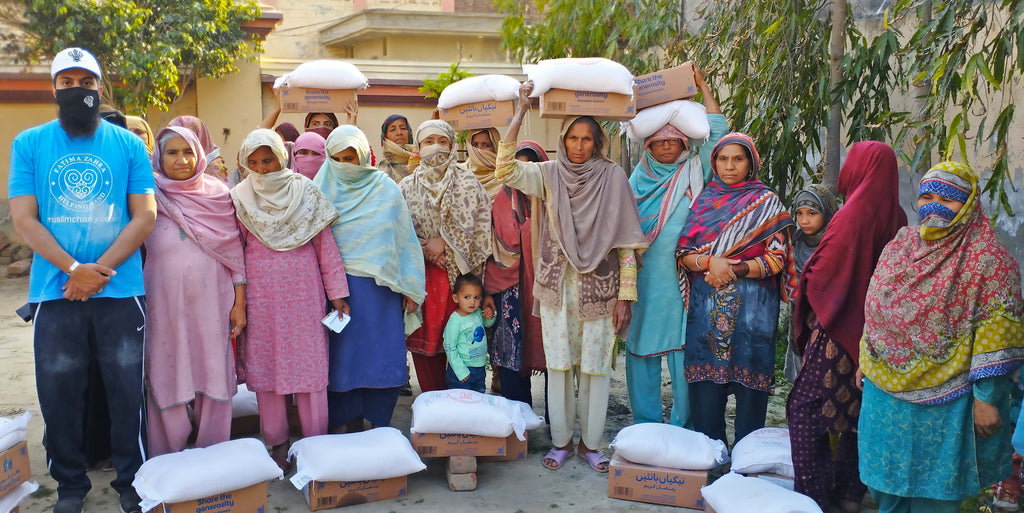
[314, 125, 426, 432]
[676, 132, 797, 446]
[858, 161, 1024, 513]
[497, 82, 648, 473]
[379, 114, 416, 183]
[787, 142, 906, 512]
[398, 120, 491, 393]
[626, 64, 726, 428]
[144, 126, 247, 456]
[230, 129, 350, 469]
[168, 116, 230, 183]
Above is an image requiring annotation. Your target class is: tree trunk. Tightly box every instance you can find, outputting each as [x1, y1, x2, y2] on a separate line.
[824, 0, 847, 191]
[915, 0, 933, 178]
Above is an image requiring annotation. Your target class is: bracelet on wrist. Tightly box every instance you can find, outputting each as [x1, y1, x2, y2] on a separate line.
[66, 261, 80, 275]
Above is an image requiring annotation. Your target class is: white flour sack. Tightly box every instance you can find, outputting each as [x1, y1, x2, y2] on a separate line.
[437, 75, 522, 109]
[273, 60, 368, 90]
[132, 438, 283, 512]
[231, 384, 259, 418]
[288, 428, 426, 489]
[701, 472, 823, 513]
[620, 100, 710, 141]
[523, 57, 634, 97]
[0, 412, 30, 452]
[410, 389, 543, 440]
[609, 423, 728, 470]
[731, 427, 795, 477]
[0, 481, 38, 513]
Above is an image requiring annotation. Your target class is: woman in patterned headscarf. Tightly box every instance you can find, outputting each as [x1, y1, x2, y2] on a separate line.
[787, 142, 906, 512]
[676, 132, 798, 447]
[230, 128, 350, 469]
[398, 119, 492, 393]
[379, 114, 416, 182]
[857, 162, 1024, 513]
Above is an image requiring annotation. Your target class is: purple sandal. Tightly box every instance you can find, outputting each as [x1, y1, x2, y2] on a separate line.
[578, 450, 610, 473]
[542, 446, 572, 470]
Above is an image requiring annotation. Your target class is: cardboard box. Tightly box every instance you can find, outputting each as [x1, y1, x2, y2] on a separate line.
[539, 89, 636, 121]
[160, 481, 267, 513]
[280, 87, 357, 113]
[303, 475, 407, 511]
[411, 432, 523, 458]
[634, 63, 698, 109]
[479, 432, 528, 462]
[440, 100, 515, 131]
[607, 452, 711, 509]
[0, 441, 30, 501]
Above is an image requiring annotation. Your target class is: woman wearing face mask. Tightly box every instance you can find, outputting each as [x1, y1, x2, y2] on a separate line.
[857, 162, 1024, 513]
[676, 133, 798, 447]
[625, 63, 727, 429]
[313, 125, 426, 432]
[292, 132, 327, 180]
[168, 116, 230, 183]
[144, 126, 247, 456]
[229, 129, 351, 469]
[497, 82, 648, 473]
[787, 142, 906, 512]
[398, 120, 492, 393]
[379, 115, 415, 183]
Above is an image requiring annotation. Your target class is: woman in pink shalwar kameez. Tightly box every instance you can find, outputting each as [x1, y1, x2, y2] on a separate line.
[230, 129, 350, 469]
[144, 126, 247, 456]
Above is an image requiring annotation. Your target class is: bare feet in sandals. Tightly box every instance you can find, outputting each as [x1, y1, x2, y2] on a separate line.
[577, 441, 609, 473]
[542, 441, 574, 470]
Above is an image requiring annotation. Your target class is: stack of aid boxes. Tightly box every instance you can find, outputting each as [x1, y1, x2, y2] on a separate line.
[0, 413, 35, 512]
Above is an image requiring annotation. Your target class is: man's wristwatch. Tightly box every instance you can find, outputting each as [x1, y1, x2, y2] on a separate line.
[66, 261, 80, 275]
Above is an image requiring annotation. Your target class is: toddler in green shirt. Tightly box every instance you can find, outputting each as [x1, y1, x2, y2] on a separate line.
[443, 273, 496, 393]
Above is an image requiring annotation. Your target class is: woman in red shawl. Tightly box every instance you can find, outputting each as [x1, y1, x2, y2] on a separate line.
[786, 141, 907, 512]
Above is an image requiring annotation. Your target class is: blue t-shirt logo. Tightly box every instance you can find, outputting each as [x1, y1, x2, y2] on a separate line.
[473, 326, 485, 342]
[49, 154, 113, 213]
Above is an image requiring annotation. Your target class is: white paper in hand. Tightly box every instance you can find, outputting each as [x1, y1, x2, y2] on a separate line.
[321, 310, 351, 333]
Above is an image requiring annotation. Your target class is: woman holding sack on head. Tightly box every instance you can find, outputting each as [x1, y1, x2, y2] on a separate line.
[786, 141, 906, 512]
[497, 81, 648, 473]
[230, 129, 350, 469]
[379, 115, 416, 183]
[313, 125, 426, 432]
[625, 63, 727, 428]
[857, 162, 1024, 513]
[144, 126, 247, 456]
[398, 120, 492, 393]
[676, 133, 798, 447]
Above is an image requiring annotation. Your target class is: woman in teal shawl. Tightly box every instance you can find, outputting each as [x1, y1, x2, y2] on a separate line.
[313, 125, 427, 432]
[625, 65, 727, 427]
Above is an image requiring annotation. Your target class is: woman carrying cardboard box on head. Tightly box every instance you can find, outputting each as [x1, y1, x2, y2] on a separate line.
[624, 63, 728, 429]
[497, 81, 648, 473]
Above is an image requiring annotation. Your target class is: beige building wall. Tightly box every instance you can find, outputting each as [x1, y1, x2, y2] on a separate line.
[0, 104, 58, 202]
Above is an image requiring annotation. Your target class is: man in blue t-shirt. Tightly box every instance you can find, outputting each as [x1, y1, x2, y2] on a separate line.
[8, 47, 155, 513]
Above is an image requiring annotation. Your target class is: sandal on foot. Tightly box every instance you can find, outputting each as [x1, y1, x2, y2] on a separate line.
[542, 446, 572, 470]
[578, 450, 610, 473]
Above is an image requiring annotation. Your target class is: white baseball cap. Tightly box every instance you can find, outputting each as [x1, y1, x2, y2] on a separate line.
[50, 47, 102, 80]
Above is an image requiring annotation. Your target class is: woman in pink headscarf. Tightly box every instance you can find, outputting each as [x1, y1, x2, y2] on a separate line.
[168, 115, 230, 183]
[144, 126, 247, 456]
[292, 132, 327, 180]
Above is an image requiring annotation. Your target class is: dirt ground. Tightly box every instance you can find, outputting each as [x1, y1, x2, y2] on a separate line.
[0, 273, 795, 513]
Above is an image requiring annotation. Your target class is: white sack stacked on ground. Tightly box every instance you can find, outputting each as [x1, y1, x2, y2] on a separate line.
[731, 427, 795, 478]
[0, 412, 30, 452]
[231, 384, 259, 418]
[273, 60, 368, 90]
[0, 481, 38, 513]
[524, 57, 634, 97]
[609, 423, 728, 470]
[702, 472, 822, 513]
[288, 428, 426, 489]
[132, 438, 283, 512]
[437, 75, 522, 109]
[410, 389, 543, 440]
[621, 100, 710, 141]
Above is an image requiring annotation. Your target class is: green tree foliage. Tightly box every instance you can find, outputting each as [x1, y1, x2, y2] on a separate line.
[419, 62, 473, 99]
[497, 0, 1021, 215]
[20, 0, 263, 114]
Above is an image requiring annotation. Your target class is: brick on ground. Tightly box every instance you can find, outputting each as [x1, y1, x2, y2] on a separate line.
[7, 259, 31, 277]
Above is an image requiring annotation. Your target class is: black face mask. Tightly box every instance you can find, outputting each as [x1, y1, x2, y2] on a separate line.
[56, 87, 101, 134]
